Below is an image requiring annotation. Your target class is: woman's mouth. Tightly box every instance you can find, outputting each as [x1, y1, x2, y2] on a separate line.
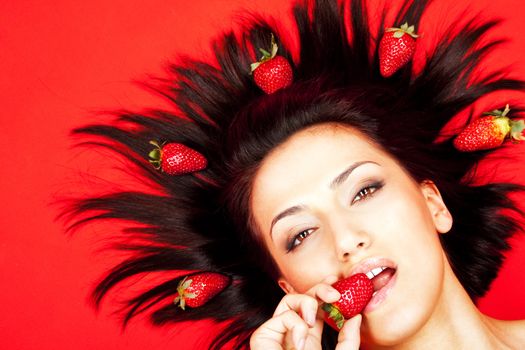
[366, 266, 396, 292]
[348, 258, 398, 313]
[363, 266, 397, 312]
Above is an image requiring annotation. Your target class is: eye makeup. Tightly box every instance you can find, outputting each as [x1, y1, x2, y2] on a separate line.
[284, 179, 386, 253]
[351, 179, 385, 205]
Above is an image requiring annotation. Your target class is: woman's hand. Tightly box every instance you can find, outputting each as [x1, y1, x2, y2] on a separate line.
[249, 275, 363, 349]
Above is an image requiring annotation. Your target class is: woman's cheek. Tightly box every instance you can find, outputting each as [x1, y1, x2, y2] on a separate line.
[281, 248, 334, 293]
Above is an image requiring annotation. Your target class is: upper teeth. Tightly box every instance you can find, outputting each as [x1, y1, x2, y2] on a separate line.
[366, 266, 387, 279]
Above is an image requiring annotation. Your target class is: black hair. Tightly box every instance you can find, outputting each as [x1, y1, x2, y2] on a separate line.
[61, 0, 525, 348]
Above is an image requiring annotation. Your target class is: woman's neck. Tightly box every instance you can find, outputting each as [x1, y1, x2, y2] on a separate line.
[366, 262, 516, 350]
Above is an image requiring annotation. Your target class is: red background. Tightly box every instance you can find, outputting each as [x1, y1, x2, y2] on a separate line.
[1, 0, 525, 349]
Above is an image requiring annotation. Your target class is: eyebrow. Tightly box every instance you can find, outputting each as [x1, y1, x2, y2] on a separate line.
[269, 160, 378, 240]
[329, 160, 378, 189]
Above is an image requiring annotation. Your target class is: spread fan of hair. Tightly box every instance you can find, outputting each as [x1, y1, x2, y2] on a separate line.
[61, 0, 525, 348]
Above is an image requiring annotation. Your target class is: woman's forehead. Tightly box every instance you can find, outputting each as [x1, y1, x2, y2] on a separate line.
[257, 124, 386, 174]
[250, 125, 394, 216]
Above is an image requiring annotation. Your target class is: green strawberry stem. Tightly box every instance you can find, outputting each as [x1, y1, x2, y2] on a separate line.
[250, 33, 279, 72]
[481, 104, 525, 142]
[148, 140, 162, 169]
[482, 104, 511, 117]
[322, 303, 345, 330]
[174, 277, 194, 310]
[385, 22, 419, 39]
[510, 119, 525, 141]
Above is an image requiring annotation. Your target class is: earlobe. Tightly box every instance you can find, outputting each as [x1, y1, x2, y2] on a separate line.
[420, 180, 453, 234]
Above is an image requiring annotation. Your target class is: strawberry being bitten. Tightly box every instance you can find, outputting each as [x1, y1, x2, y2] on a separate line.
[322, 273, 373, 331]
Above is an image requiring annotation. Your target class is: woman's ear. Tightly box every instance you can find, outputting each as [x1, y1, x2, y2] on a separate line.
[277, 277, 295, 294]
[420, 180, 453, 234]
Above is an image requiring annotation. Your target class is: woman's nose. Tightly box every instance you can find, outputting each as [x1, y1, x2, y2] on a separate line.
[329, 216, 372, 261]
[338, 239, 368, 260]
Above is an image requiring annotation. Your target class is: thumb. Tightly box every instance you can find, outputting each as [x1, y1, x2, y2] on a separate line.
[335, 314, 362, 350]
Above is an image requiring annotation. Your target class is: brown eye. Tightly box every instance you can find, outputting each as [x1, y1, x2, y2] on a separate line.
[287, 228, 315, 252]
[352, 181, 384, 204]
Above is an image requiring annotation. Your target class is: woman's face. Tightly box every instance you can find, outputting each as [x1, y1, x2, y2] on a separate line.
[250, 123, 453, 345]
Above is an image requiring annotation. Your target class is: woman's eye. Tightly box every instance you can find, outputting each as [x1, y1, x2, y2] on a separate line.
[352, 181, 384, 204]
[287, 228, 315, 252]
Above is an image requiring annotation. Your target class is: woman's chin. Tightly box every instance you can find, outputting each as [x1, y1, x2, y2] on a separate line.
[360, 288, 433, 347]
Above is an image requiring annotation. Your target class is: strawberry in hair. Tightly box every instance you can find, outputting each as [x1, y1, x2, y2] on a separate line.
[379, 22, 419, 77]
[174, 272, 231, 310]
[149, 141, 207, 175]
[251, 34, 293, 94]
[453, 105, 525, 151]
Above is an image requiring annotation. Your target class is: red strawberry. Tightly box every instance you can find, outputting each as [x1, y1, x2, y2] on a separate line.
[321, 273, 373, 331]
[174, 272, 231, 310]
[379, 22, 419, 77]
[453, 104, 525, 152]
[251, 34, 293, 94]
[148, 141, 207, 175]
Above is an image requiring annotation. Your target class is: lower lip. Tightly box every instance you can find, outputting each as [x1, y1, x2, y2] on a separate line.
[363, 270, 397, 313]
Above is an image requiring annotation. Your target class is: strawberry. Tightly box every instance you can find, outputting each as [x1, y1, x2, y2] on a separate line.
[148, 141, 207, 175]
[321, 273, 373, 331]
[173, 272, 231, 310]
[453, 104, 525, 152]
[379, 22, 419, 77]
[251, 34, 293, 94]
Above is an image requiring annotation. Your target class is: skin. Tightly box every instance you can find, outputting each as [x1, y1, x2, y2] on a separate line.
[249, 123, 525, 349]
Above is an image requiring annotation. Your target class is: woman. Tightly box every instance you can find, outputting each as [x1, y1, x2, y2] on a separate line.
[248, 123, 525, 349]
[64, 0, 525, 348]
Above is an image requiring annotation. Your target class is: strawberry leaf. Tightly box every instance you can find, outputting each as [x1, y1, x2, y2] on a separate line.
[393, 31, 405, 38]
[149, 140, 160, 148]
[483, 104, 511, 117]
[182, 279, 192, 289]
[259, 48, 271, 58]
[271, 43, 278, 58]
[250, 62, 259, 71]
[385, 22, 419, 38]
[510, 119, 525, 141]
[148, 149, 160, 160]
[322, 303, 345, 330]
[148, 160, 161, 169]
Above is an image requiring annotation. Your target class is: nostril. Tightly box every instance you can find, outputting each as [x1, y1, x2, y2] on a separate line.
[357, 242, 365, 248]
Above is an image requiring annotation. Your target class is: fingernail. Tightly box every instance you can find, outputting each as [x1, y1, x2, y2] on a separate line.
[306, 310, 316, 327]
[293, 331, 305, 350]
[297, 337, 305, 350]
[327, 288, 340, 300]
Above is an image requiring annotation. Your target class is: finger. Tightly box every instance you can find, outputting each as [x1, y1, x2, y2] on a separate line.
[253, 310, 309, 350]
[304, 275, 341, 304]
[335, 314, 362, 350]
[273, 294, 318, 327]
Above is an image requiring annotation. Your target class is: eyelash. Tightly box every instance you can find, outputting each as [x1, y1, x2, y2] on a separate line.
[285, 180, 385, 252]
[352, 180, 384, 204]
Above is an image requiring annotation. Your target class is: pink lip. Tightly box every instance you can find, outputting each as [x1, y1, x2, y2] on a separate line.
[363, 270, 397, 313]
[347, 257, 398, 313]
